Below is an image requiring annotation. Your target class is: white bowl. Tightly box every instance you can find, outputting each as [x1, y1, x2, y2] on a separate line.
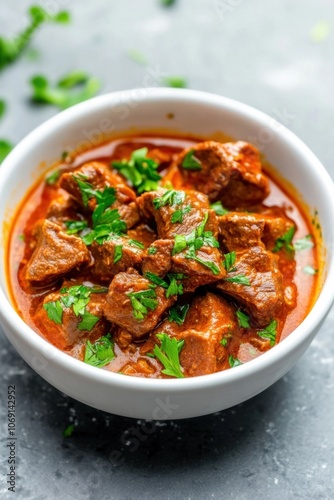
[1, 88, 334, 420]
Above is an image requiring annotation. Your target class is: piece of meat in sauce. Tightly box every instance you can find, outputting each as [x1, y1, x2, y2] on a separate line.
[142, 293, 236, 377]
[217, 212, 290, 326]
[137, 188, 217, 239]
[104, 268, 176, 338]
[142, 239, 226, 292]
[59, 161, 140, 228]
[35, 287, 110, 350]
[25, 220, 91, 282]
[176, 141, 269, 207]
[46, 194, 83, 227]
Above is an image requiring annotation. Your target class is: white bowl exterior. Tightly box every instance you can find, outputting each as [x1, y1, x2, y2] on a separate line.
[1, 88, 334, 419]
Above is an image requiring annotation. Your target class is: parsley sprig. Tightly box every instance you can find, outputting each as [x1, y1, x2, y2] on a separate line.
[210, 201, 229, 216]
[272, 226, 295, 253]
[112, 147, 161, 193]
[229, 356, 243, 368]
[171, 205, 191, 224]
[257, 319, 277, 346]
[127, 288, 158, 321]
[145, 272, 184, 298]
[153, 189, 185, 209]
[181, 150, 202, 170]
[172, 213, 220, 275]
[223, 251, 237, 272]
[43, 285, 106, 331]
[154, 333, 184, 378]
[236, 309, 250, 328]
[84, 333, 115, 368]
[294, 234, 314, 251]
[168, 303, 189, 325]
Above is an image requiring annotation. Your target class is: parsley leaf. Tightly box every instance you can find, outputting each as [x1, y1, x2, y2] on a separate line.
[46, 169, 61, 185]
[63, 424, 75, 438]
[153, 189, 186, 209]
[78, 311, 100, 331]
[171, 205, 191, 224]
[236, 309, 250, 328]
[257, 319, 277, 346]
[148, 247, 157, 255]
[161, 76, 187, 88]
[303, 265, 318, 275]
[154, 333, 184, 378]
[30, 72, 100, 110]
[220, 338, 228, 347]
[181, 150, 202, 170]
[113, 147, 161, 194]
[0, 140, 13, 163]
[229, 356, 243, 368]
[172, 234, 188, 254]
[223, 251, 237, 272]
[224, 274, 251, 286]
[0, 99, 6, 119]
[128, 239, 145, 249]
[272, 226, 295, 253]
[65, 220, 88, 235]
[84, 333, 115, 368]
[113, 245, 123, 264]
[74, 175, 98, 207]
[43, 300, 63, 324]
[160, 0, 177, 6]
[210, 201, 229, 216]
[294, 234, 314, 251]
[145, 272, 184, 298]
[127, 288, 158, 320]
[0, 6, 71, 72]
[168, 303, 189, 325]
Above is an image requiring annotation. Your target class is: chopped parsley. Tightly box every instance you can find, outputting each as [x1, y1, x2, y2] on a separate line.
[0, 100, 5, 118]
[236, 309, 250, 329]
[223, 251, 237, 272]
[210, 201, 229, 216]
[113, 245, 123, 264]
[0, 140, 13, 163]
[148, 246, 157, 255]
[46, 169, 61, 185]
[168, 303, 189, 325]
[229, 356, 243, 368]
[63, 424, 75, 438]
[181, 150, 202, 171]
[257, 320, 277, 346]
[161, 76, 187, 88]
[30, 72, 100, 110]
[171, 205, 191, 224]
[224, 274, 251, 286]
[128, 239, 145, 249]
[220, 338, 228, 347]
[0, 6, 71, 72]
[294, 234, 314, 251]
[112, 147, 161, 194]
[160, 0, 177, 6]
[145, 272, 184, 298]
[172, 213, 220, 275]
[65, 220, 88, 235]
[303, 265, 318, 275]
[154, 333, 184, 378]
[153, 189, 185, 209]
[127, 288, 158, 321]
[272, 226, 295, 253]
[84, 333, 115, 368]
[43, 285, 103, 331]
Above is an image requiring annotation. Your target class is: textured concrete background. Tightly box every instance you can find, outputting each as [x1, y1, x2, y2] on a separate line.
[0, 1, 334, 499]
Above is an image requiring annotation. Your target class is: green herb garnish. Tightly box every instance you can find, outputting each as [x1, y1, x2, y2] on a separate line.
[223, 251, 237, 272]
[0, 6, 71, 72]
[210, 201, 229, 216]
[64, 220, 88, 235]
[294, 234, 314, 251]
[224, 274, 251, 286]
[0, 140, 13, 163]
[161, 76, 187, 88]
[127, 49, 148, 65]
[236, 309, 250, 328]
[257, 319, 277, 346]
[128, 239, 145, 249]
[181, 150, 202, 171]
[63, 424, 75, 438]
[153, 189, 185, 209]
[0, 100, 6, 119]
[171, 205, 191, 224]
[220, 338, 228, 346]
[127, 288, 159, 321]
[84, 333, 115, 368]
[43, 300, 63, 324]
[46, 169, 61, 185]
[272, 226, 295, 253]
[148, 247, 157, 255]
[145, 272, 184, 298]
[168, 303, 189, 325]
[30, 72, 100, 110]
[229, 356, 243, 368]
[113, 147, 161, 194]
[113, 245, 123, 264]
[154, 333, 184, 378]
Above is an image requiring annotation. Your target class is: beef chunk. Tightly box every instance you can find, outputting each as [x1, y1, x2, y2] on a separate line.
[176, 141, 269, 207]
[91, 237, 145, 281]
[217, 245, 283, 326]
[143, 293, 236, 377]
[59, 162, 140, 228]
[26, 220, 91, 282]
[137, 188, 217, 239]
[142, 239, 225, 292]
[34, 287, 109, 350]
[219, 211, 295, 252]
[104, 269, 175, 338]
[127, 224, 157, 248]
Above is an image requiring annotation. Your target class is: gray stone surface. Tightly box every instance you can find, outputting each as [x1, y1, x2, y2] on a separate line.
[1, 1, 334, 499]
